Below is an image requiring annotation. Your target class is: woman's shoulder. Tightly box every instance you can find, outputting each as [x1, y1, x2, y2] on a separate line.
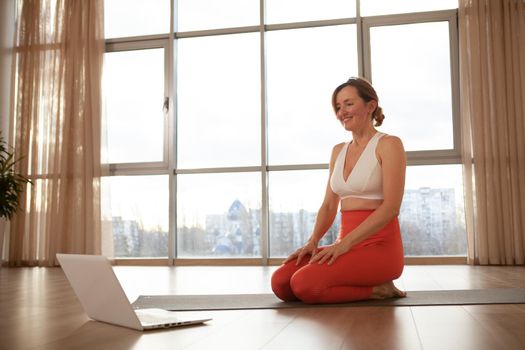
[378, 133, 403, 146]
[329, 142, 347, 164]
[377, 133, 405, 155]
[332, 142, 347, 151]
[331, 142, 347, 155]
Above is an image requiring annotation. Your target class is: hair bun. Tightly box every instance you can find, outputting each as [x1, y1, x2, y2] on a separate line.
[373, 106, 385, 126]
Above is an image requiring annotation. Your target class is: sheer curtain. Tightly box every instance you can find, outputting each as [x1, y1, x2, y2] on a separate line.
[8, 0, 104, 266]
[459, 0, 525, 265]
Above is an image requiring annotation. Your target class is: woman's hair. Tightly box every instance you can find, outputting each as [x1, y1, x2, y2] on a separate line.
[331, 77, 385, 126]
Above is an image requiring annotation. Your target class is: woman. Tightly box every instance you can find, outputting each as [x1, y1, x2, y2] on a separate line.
[271, 77, 406, 304]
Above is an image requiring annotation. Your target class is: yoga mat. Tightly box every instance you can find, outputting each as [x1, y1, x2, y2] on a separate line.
[131, 288, 525, 311]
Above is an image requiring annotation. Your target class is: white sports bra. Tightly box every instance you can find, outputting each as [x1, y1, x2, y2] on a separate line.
[330, 132, 385, 200]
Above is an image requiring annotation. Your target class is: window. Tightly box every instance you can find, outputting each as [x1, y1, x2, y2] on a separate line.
[177, 33, 261, 168]
[368, 21, 454, 151]
[104, 0, 170, 38]
[265, 0, 356, 24]
[401, 165, 466, 256]
[177, 0, 259, 31]
[102, 0, 464, 262]
[360, 0, 458, 16]
[102, 175, 169, 257]
[269, 170, 339, 256]
[103, 48, 166, 164]
[177, 172, 261, 257]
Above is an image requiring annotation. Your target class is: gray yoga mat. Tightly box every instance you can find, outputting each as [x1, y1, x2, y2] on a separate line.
[131, 288, 525, 311]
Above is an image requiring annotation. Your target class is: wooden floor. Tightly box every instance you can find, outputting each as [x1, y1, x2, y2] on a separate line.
[1, 265, 525, 350]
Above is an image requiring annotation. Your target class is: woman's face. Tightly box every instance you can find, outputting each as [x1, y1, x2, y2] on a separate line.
[334, 86, 376, 131]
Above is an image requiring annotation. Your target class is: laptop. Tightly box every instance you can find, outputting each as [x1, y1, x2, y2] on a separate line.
[56, 254, 212, 331]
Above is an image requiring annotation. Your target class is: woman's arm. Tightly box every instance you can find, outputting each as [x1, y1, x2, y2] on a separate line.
[310, 135, 406, 265]
[284, 143, 342, 264]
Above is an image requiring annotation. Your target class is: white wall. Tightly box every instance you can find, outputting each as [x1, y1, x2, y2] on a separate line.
[0, 0, 16, 141]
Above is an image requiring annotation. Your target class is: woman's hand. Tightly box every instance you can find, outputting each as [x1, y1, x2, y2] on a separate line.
[284, 240, 319, 266]
[309, 238, 351, 265]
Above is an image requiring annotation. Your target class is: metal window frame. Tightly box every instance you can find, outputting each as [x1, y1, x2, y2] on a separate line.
[103, 1, 463, 265]
[104, 38, 171, 176]
[361, 10, 461, 166]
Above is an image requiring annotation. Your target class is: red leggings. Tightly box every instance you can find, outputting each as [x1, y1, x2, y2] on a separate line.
[271, 210, 404, 304]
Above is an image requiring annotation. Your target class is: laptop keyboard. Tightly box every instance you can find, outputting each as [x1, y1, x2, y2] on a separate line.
[136, 311, 182, 325]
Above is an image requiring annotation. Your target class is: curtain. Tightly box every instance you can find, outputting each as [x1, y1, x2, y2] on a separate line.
[459, 0, 525, 265]
[8, 0, 104, 266]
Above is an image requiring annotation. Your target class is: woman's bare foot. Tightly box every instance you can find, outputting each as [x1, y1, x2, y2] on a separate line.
[370, 281, 407, 300]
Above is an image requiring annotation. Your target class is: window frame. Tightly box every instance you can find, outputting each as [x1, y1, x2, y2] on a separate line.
[362, 10, 461, 166]
[101, 1, 463, 265]
[104, 36, 171, 176]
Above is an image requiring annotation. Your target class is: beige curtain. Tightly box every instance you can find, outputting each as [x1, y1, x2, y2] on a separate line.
[459, 0, 525, 265]
[8, 0, 104, 266]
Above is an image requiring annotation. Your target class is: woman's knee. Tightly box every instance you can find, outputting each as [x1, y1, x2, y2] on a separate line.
[290, 269, 323, 304]
[271, 266, 298, 302]
[271, 268, 286, 291]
